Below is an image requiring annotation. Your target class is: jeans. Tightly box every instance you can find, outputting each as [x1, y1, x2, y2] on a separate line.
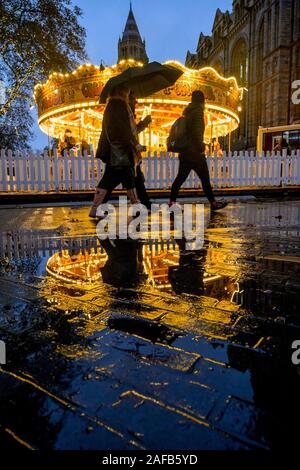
[170, 153, 215, 203]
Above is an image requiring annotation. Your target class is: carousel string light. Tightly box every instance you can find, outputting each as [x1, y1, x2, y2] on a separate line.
[34, 59, 243, 150]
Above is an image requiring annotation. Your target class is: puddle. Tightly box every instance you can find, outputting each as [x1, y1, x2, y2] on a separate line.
[0, 200, 300, 450]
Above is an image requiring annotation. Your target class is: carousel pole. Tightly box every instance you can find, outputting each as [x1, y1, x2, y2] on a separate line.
[210, 120, 214, 155]
[47, 122, 51, 156]
[79, 112, 83, 142]
[148, 123, 152, 152]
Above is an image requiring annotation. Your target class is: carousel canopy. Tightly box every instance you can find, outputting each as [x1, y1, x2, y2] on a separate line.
[34, 59, 244, 151]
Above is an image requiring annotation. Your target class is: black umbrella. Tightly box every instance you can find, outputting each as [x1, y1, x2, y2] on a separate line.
[99, 61, 183, 104]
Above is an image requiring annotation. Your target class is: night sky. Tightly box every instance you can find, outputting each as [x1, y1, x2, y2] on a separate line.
[32, 0, 233, 149]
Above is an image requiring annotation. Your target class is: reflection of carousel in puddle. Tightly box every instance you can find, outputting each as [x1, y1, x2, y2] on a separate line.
[45, 240, 237, 303]
[46, 247, 107, 284]
[143, 242, 237, 301]
[143, 243, 178, 289]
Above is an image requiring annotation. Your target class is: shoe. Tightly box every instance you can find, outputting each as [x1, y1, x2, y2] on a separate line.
[210, 200, 228, 212]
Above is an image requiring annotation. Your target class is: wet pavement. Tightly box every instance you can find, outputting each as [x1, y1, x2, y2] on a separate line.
[0, 198, 300, 450]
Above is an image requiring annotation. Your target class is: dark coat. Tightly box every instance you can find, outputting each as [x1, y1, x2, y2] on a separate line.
[182, 101, 205, 155]
[97, 98, 135, 167]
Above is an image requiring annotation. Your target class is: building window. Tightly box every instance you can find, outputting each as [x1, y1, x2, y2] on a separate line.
[231, 39, 248, 84]
[267, 10, 272, 53]
[214, 31, 218, 47]
[274, 2, 279, 47]
[256, 22, 264, 81]
[256, 84, 263, 127]
[235, 5, 240, 22]
[213, 27, 222, 47]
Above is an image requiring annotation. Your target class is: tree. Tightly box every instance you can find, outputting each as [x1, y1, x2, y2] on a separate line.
[0, 0, 87, 148]
[0, 98, 33, 150]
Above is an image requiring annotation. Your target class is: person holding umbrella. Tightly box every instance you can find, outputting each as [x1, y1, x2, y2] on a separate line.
[100, 90, 152, 209]
[89, 83, 140, 218]
[90, 61, 183, 217]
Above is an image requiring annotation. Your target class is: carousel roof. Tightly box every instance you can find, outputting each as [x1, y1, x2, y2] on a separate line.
[34, 59, 244, 146]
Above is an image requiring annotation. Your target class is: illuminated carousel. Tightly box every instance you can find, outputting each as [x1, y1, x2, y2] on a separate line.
[34, 59, 243, 153]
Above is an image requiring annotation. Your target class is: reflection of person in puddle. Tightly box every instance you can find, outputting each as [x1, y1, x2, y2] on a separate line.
[168, 237, 237, 299]
[168, 210, 236, 298]
[100, 238, 144, 287]
[168, 238, 207, 296]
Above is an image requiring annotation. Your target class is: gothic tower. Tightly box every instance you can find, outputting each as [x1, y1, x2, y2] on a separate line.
[118, 3, 149, 64]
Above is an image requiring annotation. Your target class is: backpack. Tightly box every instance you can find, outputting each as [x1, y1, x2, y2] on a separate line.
[167, 116, 188, 153]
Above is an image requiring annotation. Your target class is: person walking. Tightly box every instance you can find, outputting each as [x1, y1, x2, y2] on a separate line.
[128, 91, 152, 209]
[89, 84, 140, 218]
[100, 90, 152, 210]
[169, 90, 227, 211]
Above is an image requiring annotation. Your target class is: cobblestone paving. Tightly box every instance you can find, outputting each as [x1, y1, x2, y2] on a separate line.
[0, 199, 300, 450]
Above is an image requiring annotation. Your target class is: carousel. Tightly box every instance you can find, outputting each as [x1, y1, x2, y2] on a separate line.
[34, 59, 244, 153]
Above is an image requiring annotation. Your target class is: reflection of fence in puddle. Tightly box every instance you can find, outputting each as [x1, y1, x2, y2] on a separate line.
[0, 230, 100, 260]
[229, 203, 300, 230]
[0, 231, 183, 261]
[0, 202, 299, 261]
[0, 340, 6, 365]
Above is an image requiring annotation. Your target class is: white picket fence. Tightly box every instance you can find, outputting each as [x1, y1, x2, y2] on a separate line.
[0, 149, 300, 192]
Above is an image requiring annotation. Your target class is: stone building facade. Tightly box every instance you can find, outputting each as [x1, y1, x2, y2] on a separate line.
[186, 0, 300, 150]
[118, 3, 149, 64]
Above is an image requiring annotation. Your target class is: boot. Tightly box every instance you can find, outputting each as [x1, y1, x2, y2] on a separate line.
[89, 188, 108, 218]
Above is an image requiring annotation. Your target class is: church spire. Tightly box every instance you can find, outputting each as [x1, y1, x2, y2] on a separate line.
[118, 4, 149, 64]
